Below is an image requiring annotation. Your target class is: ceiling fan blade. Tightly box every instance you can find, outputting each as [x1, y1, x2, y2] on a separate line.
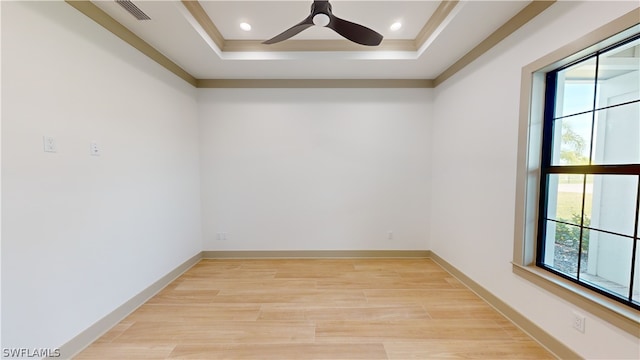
[327, 15, 383, 46]
[262, 15, 314, 44]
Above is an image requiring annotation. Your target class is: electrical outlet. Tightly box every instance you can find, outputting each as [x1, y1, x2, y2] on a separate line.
[90, 141, 101, 156]
[43, 136, 57, 153]
[216, 232, 228, 241]
[387, 231, 393, 240]
[572, 312, 586, 333]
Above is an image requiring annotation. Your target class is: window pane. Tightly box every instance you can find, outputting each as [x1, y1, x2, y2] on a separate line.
[546, 174, 587, 225]
[597, 39, 640, 109]
[551, 113, 592, 166]
[543, 220, 581, 279]
[555, 57, 597, 118]
[592, 102, 640, 165]
[588, 175, 638, 236]
[581, 229, 633, 300]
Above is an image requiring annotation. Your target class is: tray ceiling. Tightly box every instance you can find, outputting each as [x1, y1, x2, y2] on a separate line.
[68, 1, 554, 84]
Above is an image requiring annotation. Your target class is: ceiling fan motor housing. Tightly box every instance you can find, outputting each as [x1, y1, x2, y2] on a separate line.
[311, 1, 332, 27]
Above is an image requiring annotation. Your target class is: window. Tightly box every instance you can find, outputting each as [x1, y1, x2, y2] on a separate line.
[514, 11, 639, 337]
[537, 34, 640, 309]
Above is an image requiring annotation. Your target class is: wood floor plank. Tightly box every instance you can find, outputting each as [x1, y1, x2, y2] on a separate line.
[168, 343, 387, 360]
[211, 289, 368, 305]
[494, 318, 542, 341]
[316, 275, 453, 290]
[351, 258, 436, 269]
[74, 344, 175, 360]
[75, 258, 555, 359]
[125, 304, 261, 322]
[364, 288, 480, 304]
[258, 304, 431, 321]
[423, 302, 505, 320]
[315, 319, 512, 342]
[111, 320, 316, 344]
[184, 269, 277, 280]
[145, 290, 220, 305]
[175, 278, 316, 291]
[444, 276, 467, 288]
[384, 340, 556, 359]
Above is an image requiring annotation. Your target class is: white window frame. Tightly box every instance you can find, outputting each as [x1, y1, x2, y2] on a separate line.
[512, 11, 640, 337]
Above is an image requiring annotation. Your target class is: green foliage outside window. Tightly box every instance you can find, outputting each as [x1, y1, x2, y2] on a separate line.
[555, 213, 591, 254]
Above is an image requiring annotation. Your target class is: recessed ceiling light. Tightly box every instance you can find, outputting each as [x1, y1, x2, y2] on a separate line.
[240, 22, 252, 31]
[390, 22, 402, 31]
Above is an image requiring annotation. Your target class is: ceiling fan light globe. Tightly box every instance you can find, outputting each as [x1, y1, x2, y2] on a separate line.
[312, 13, 330, 27]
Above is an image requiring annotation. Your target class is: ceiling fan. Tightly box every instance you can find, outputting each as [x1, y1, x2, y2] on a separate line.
[263, 0, 383, 46]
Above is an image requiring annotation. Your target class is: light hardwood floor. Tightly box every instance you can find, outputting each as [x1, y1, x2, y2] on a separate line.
[75, 258, 555, 359]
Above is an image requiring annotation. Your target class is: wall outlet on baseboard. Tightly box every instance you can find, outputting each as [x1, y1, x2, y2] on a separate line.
[216, 232, 228, 241]
[387, 231, 393, 240]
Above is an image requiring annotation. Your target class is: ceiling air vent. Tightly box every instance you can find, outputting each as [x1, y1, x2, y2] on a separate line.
[115, 0, 151, 21]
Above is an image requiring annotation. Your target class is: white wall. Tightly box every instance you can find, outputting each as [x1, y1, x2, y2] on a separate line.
[430, 1, 639, 359]
[199, 88, 431, 251]
[1, 1, 201, 353]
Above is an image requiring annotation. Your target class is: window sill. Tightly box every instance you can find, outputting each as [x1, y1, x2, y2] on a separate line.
[512, 263, 640, 338]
